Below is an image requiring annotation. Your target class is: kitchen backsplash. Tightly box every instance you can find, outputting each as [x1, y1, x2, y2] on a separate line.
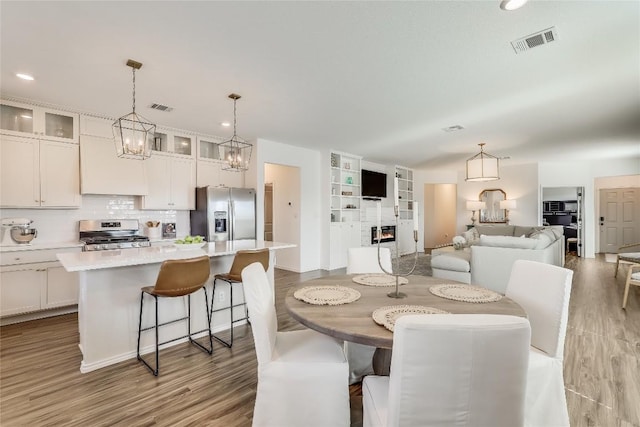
[1, 195, 189, 243]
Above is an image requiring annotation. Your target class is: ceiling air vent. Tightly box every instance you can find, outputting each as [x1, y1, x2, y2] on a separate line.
[149, 103, 173, 112]
[442, 125, 465, 133]
[511, 27, 558, 54]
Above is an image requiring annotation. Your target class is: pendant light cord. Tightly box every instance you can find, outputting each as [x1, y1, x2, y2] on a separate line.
[132, 68, 136, 114]
[232, 98, 237, 137]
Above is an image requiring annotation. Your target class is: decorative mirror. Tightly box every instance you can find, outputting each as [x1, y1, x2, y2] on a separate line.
[479, 189, 507, 223]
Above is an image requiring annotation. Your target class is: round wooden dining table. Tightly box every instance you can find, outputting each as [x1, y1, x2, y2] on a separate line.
[285, 274, 527, 374]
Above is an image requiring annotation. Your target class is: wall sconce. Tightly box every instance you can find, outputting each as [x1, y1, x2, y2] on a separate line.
[499, 199, 517, 224]
[466, 200, 486, 226]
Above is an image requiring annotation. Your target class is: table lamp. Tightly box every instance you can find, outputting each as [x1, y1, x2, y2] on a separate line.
[466, 200, 486, 226]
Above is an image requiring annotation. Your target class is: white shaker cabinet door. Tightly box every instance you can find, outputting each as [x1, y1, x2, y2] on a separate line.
[142, 155, 172, 209]
[170, 157, 196, 210]
[0, 267, 46, 317]
[142, 155, 195, 210]
[196, 160, 220, 187]
[0, 135, 39, 207]
[39, 140, 81, 207]
[79, 135, 148, 195]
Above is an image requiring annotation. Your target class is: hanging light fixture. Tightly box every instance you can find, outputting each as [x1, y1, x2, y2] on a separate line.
[112, 59, 156, 160]
[218, 93, 252, 172]
[465, 143, 500, 182]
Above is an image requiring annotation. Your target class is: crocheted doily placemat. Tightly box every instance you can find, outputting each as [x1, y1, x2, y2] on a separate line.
[372, 305, 450, 332]
[352, 274, 409, 287]
[429, 284, 502, 303]
[293, 285, 361, 306]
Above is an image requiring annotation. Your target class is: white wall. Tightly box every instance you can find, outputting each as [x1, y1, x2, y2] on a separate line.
[249, 138, 322, 273]
[539, 157, 640, 257]
[594, 173, 640, 252]
[264, 163, 301, 271]
[456, 163, 540, 234]
[1, 195, 189, 244]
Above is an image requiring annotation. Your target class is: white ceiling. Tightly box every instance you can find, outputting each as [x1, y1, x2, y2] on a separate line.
[1, 1, 639, 170]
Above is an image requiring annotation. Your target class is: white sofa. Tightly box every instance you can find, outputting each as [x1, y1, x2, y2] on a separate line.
[432, 225, 565, 294]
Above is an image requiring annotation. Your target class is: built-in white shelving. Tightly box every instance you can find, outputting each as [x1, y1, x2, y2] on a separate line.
[395, 165, 414, 220]
[330, 151, 361, 223]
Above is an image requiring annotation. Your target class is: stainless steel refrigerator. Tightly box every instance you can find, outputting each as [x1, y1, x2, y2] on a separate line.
[190, 187, 256, 241]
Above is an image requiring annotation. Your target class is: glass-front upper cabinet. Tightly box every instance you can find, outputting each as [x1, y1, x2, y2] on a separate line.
[197, 136, 223, 161]
[0, 100, 79, 143]
[152, 128, 194, 157]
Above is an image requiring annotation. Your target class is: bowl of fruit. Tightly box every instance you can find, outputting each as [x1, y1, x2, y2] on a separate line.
[173, 235, 206, 250]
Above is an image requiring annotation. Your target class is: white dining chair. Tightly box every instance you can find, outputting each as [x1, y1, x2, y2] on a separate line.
[347, 247, 393, 275]
[362, 314, 531, 427]
[241, 262, 350, 427]
[505, 259, 573, 427]
[345, 247, 393, 384]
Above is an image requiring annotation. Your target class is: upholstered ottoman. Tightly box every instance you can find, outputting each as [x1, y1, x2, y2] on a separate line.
[431, 248, 471, 284]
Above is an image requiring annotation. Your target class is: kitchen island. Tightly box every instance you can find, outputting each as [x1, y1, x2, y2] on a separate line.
[57, 240, 295, 373]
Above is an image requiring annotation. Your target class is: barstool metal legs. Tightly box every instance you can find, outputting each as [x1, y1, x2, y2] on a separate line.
[137, 287, 213, 376]
[210, 278, 249, 348]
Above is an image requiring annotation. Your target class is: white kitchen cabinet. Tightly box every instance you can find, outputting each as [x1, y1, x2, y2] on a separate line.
[0, 135, 80, 208]
[196, 160, 244, 188]
[329, 222, 361, 270]
[0, 267, 46, 317]
[80, 114, 114, 139]
[142, 154, 195, 210]
[152, 128, 195, 157]
[0, 247, 80, 318]
[196, 135, 245, 188]
[1, 99, 79, 143]
[80, 134, 148, 195]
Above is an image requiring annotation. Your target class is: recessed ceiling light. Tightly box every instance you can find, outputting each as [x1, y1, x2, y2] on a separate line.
[500, 0, 528, 11]
[16, 73, 34, 81]
[221, 122, 231, 127]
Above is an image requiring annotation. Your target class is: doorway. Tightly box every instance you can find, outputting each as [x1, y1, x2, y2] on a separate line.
[598, 187, 640, 253]
[542, 187, 585, 257]
[264, 163, 301, 271]
[264, 183, 273, 241]
[423, 183, 457, 251]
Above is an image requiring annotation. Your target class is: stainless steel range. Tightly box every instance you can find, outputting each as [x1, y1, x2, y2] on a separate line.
[79, 219, 150, 251]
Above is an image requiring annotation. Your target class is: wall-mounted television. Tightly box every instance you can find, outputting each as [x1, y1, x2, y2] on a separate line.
[361, 169, 387, 199]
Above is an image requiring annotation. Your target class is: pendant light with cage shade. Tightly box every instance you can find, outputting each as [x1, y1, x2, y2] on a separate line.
[218, 93, 252, 172]
[112, 60, 156, 160]
[465, 143, 500, 182]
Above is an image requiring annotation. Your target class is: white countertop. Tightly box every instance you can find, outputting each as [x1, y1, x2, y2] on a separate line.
[57, 240, 296, 272]
[0, 241, 84, 252]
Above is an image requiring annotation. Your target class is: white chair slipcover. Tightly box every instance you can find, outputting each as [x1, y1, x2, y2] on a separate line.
[241, 262, 350, 427]
[505, 259, 574, 427]
[362, 314, 531, 427]
[347, 247, 393, 275]
[345, 247, 393, 384]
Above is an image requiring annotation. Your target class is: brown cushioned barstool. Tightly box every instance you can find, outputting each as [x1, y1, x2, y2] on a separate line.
[211, 248, 269, 347]
[137, 255, 213, 376]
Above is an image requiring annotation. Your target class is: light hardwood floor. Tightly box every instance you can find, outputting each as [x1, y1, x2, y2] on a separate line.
[1, 255, 638, 426]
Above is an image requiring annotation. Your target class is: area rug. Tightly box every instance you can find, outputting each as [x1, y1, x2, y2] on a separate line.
[396, 253, 432, 276]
